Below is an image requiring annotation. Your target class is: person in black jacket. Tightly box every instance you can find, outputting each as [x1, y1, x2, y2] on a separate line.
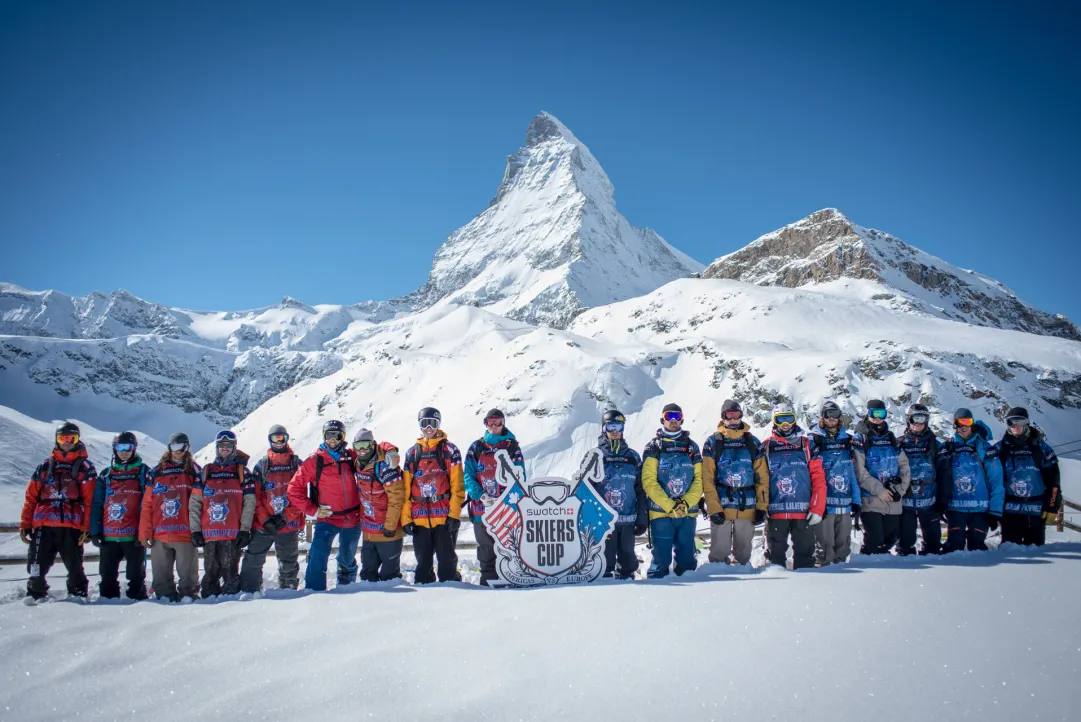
[994, 407, 1061, 547]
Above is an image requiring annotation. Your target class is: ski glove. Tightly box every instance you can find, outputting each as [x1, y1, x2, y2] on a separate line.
[19, 528, 32, 544]
[807, 513, 823, 526]
[887, 482, 904, 503]
[402, 523, 416, 536]
[851, 504, 862, 516]
[90, 534, 104, 547]
[987, 514, 1000, 532]
[633, 522, 648, 536]
[853, 514, 862, 531]
[262, 515, 285, 536]
[236, 531, 251, 549]
[709, 513, 725, 525]
[754, 509, 767, 525]
[1043, 511, 1059, 525]
[445, 518, 461, 536]
[191, 531, 205, 548]
[382, 528, 397, 538]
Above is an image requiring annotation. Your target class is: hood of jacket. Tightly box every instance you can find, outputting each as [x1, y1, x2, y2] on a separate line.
[414, 430, 449, 450]
[483, 428, 516, 446]
[810, 423, 849, 440]
[716, 421, 752, 439]
[213, 450, 251, 466]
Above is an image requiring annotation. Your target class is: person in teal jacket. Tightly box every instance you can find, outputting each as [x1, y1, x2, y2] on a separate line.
[90, 431, 152, 599]
[935, 408, 1004, 552]
[463, 409, 526, 586]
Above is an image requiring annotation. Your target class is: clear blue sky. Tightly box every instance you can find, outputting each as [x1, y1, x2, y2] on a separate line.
[2, 1, 1078, 322]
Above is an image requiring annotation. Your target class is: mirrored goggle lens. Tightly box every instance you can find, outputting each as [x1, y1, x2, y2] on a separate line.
[773, 414, 796, 426]
[1006, 417, 1029, 427]
[663, 411, 683, 422]
[908, 414, 929, 425]
[603, 421, 625, 433]
[484, 417, 504, 425]
[217, 439, 236, 447]
[868, 408, 888, 420]
[324, 431, 344, 441]
[168, 442, 189, 452]
[113, 443, 135, 453]
[823, 408, 842, 419]
[56, 434, 79, 444]
[723, 411, 743, 421]
[352, 440, 374, 451]
[954, 418, 974, 427]
[270, 433, 288, 444]
[419, 418, 439, 429]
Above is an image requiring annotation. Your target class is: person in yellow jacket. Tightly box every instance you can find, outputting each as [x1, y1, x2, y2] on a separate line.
[641, 403, 703, 578]
[400, 407, 465, 583]
[702, 400, 769, 565]
[354, 432, 407, 582]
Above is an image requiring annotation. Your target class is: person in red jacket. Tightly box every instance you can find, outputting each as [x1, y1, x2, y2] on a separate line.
[189, 430, 256, 597]
[20, 421, 98, 601]
[140, 432, 201, 602]
[287, 419, 362, 591]
[240, 424, 304, 595]
[763, 404, 827, 570]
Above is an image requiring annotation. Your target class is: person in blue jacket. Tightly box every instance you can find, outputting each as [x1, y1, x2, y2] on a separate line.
[463, 408, 526, 586]
[90, 431, 152, 599]
[583, 409, 647, 579]
[935, 407, 1004, 552]
[808, 401, 862, 565]
[898, 404, 944, 555]
[994, 407, 1061, 547]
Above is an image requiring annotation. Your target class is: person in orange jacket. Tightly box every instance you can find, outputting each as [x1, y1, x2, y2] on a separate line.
[140, 432, 201, 602]
[401, 407, 465, 584]
[353, 430, 406, 582]
[20, 421, 98, 601]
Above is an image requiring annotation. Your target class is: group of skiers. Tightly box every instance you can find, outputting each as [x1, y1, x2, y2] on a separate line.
[17, 399, 1063, 600]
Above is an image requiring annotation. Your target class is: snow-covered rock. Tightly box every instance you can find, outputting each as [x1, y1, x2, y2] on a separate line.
[702, 208, 1080, 340]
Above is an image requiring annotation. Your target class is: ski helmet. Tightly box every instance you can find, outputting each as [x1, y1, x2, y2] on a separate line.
[602, 409, 626, 425]
[418, 407, 441, 423]
[168, 431, 190, 452]
[905, 403, 930, 426]
[55, 420, 80, 438]
[484, 408, 505, 423]
[268, 424, 289, 447]
[113, 431, 138, 448]
[820, 400, 842, 419]
[215, 429, 238, 446]
[322, 420, 346, 436]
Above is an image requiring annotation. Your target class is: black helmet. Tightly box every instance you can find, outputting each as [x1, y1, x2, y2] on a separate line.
[113, 431, 138, 448]
[168, 432, 190, 452]
[55, 420, 81, 438]
[820, 400, 842, 418]
[418, 407, 441, 426]
[602, 409, 626, 425]
[322, 420, 346, 435]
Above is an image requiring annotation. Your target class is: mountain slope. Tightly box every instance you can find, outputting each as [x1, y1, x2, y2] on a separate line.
[702, 208, 1079, 340]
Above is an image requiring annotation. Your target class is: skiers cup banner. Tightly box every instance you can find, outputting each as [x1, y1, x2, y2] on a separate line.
[483, 448, 616, 587]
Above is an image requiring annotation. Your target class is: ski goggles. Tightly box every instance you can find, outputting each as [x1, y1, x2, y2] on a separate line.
[113, 442, 135, 453]
[55, 434, 79, 445]
[269, 433, 289, 445]
[603, 421, 625, 433]
[168, 441, 189, 453]
[484, 416, 504, 426]
[722, 411, 743, 421]
[662, 411, 683, 422]
[907, 413, 929, 425]
[772, 413, 796, 427]
[323, 430, 345, 442]
[352, 440, 375, 452]
[868, 408, 888, 420]
[419, 417, 440, 431]
[1006, 416, 1029, 428]
[822, 407, 842, 420]
[954, 417, 974, 427]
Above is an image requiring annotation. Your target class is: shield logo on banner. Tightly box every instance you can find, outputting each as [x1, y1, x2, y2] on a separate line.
[209, 500, 229, 524]
[484, 447, 617, 587]
[107, 502, 126, 523]
[162, 498, 181, 519]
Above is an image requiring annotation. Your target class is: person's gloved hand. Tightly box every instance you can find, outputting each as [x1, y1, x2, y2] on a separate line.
[481, 493, 497, 510]
[383, 527, 397, 538]
[402, 523, 416, 536]
[887, 482, 903, 503]
[445, 518, 461, 536]
[634, 522, 648, 536]
[191, 531, 205, 547]
[141, 538, 153, 549]
[90, 534, 104, 547]
[1043, 511, 1059, 525]
[807, 513, 823, 526]
[235, 530, 251, 549]
[262, 515, 284, 536]
[754, 509, 766, 525]
[853, 514, 862, 531]
[78, 531, 90, 545]
[851, 503, 862, 516]
[709, 513, 725, 525]
[19, 527, 32, 544]
[987, 514, 1000, 532]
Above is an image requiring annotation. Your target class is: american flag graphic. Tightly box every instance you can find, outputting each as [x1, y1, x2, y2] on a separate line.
[486, 494, 522, 547]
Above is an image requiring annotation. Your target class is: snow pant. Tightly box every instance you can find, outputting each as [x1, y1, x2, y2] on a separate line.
[98, 540, 148, 599]
[709, 518, 754, 565]
[899, 507, 942, 555]
[412, 523, 460, 584]
[239, 529, 300, 592]
[304, 522, 362, 591]
[360, 538, 404, 581]
[860, 511, 900, 555]
[766, 518, 816, 569]
[647, 517, 697, 578]
[474, 522, 498, 585]
[26, 527, 87, 600]
[201, 540, 241, 597]
[150, 540, 200, 600]
[603, 523, 639, 578]
[944, 510, 989, 552]
[814, 512, 853, 565]
[1001, 513, 1046, 547]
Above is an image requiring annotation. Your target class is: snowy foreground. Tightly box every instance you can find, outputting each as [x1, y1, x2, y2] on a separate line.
[1, 540, 1079, 721]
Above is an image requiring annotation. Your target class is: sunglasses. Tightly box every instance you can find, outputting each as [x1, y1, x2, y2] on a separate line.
[822, 408, 842, 420]
[168, 442, 189, 453]
[908, 414, 929, 425]
[773, 414, 796, 426]
[1006, 417, 1029, 428]
[954, 418, 974, 427]
[868, 408, 888, 420]
[56, 434, 79, 445]
[419, 418, 439, 430]
[113, 442, 135, 453]
[722, 411, 743, 421]
[324, 430, 344, 441]
[663, 411, 683, 422]
[270, 433, 288, 444]
[603, 421, 625, 433]
[352, 440, 374, 451]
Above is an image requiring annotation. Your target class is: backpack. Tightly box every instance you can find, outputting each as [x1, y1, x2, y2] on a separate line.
[41, 456, 86, 502]
[259, 454, 300, 486]
[405, 439, 448, 476]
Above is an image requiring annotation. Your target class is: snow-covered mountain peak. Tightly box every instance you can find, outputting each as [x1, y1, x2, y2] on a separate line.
[704, 208, 1079, 340]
